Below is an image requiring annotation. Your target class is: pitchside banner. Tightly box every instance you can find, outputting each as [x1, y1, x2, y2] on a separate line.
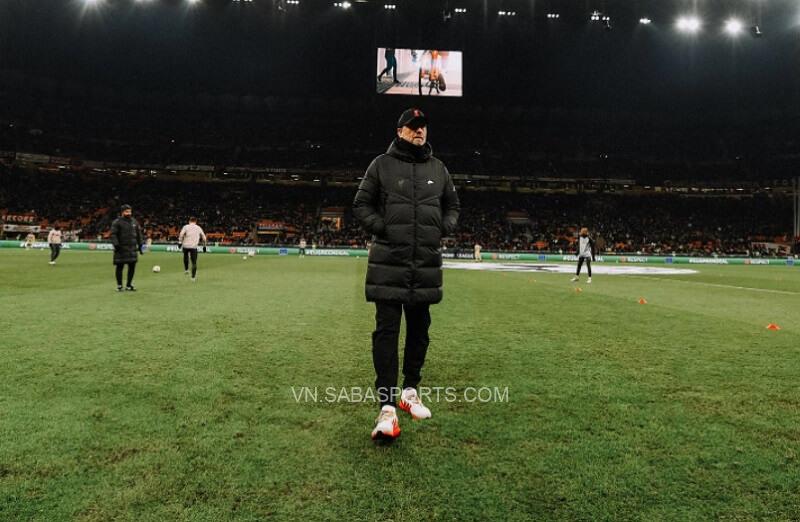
[2, 224, 41, 233]
[0, 240, 287, 256]
[0, 241, 796, 266]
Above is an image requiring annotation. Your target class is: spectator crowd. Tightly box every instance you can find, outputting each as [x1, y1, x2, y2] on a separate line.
[1, 167, 795, 256]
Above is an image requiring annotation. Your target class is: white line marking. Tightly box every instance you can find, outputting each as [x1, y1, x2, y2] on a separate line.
[444, 261, 697, 276]
[623, 275, 800, 295]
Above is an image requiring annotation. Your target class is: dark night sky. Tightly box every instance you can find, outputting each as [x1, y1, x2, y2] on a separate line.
[1, 0, 799, 117]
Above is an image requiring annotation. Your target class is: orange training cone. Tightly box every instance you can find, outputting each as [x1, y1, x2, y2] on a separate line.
[766, 323, 781, 331]
[638, 298, 648, 305]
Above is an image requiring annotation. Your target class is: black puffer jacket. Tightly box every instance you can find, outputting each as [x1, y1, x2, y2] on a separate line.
[353, 138, 460, 304]
[110, 216, 144, 264]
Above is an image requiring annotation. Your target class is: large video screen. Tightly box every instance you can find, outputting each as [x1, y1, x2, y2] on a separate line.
[376, 48, 463, 97]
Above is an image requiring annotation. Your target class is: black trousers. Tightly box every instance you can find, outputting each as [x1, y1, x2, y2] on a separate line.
[576, 257, 592, 277]
[183, 248, 198, 276]
[115, 262, 136, 287]
[379, 56, 398, 81]
[49, 243, 61, 261]
[372, 301, 431, 407]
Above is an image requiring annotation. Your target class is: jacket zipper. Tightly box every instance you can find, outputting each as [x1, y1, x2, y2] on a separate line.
[411, 163, 417, 291]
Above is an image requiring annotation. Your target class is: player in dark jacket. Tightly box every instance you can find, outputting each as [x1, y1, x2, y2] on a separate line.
[353, 108, 460, 440]
[110, 204, 144, 291]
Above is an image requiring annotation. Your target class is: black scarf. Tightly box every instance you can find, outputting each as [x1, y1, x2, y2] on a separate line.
[390, 137, 432, 163]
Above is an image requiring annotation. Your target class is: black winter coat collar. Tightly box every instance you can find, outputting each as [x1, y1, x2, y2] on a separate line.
[387, 137, 433, 163]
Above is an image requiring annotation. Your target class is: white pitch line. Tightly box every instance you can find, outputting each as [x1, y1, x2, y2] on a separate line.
[623, 275, 800, 295]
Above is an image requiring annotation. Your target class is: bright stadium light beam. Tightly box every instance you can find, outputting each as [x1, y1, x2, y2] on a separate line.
[676, 16, 702, 33]
[724, 18, 744, 36]
[639, 17, 652, 25]
[77, 0, 106, 16]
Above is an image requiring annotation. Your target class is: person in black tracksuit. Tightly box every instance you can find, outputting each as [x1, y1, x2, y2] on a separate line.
[353, 108, 460, 417]
[110, 204, 144, 291]
[377, 48, 399, 83]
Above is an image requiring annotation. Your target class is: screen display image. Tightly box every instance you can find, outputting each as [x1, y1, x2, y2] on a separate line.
[376, 48, 463, 97]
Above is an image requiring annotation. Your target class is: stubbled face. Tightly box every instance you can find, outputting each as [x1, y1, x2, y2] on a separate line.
[122, 209, 132, 218]
[397, 125, 427, 146]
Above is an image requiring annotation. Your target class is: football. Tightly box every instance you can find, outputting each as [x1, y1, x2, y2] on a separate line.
[152, 265, 161, 273]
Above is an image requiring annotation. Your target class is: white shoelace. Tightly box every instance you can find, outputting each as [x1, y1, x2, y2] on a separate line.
[377, 410, 395, 423]
[404, 391, 421, 405]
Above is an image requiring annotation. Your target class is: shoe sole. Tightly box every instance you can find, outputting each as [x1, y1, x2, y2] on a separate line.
[371, 416, 401, 440]
[371, 426, 400, 440]
[371, 430, 400, 441]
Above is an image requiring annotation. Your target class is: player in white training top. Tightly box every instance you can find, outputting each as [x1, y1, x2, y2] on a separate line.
[178, 217, 207, 282]
[47, 225, 63, 265]
[571, 227, 595, 284]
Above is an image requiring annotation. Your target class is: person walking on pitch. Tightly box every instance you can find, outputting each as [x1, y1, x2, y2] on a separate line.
[178, 217, 207, 282]
[354, 108, 460, 441]
[47, 225, 62, 265]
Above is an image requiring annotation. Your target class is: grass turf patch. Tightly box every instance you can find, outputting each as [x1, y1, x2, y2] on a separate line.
[1, 250, 799, 520]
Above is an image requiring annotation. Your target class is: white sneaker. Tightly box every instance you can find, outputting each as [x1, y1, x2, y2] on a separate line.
[371, 405, 400, 440]
[399, 388, 432, 420]
[191, 277, 197, 282]
[49, 261, 55, 265]
[184, 270, 190, 275]
[571, 276, 579, 282]
[587, 277, 592, 283]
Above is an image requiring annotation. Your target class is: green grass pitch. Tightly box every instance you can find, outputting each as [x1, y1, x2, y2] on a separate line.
[1, 249, 799, 521]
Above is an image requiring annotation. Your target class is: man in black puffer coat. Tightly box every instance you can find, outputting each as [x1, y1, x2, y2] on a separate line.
[353, 108, 459, 439]
[110, 204, 144, 292]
